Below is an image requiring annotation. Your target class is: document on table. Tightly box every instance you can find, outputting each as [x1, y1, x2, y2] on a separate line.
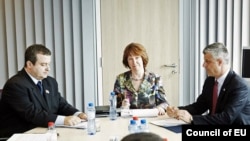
[7, 133, 49, 141]
[56, 119, 99, 129]
[150, 118, 187, 133]
[150, 117, 187, 127]
[129, 109, 158, 117]
[56, 121, 87, 129]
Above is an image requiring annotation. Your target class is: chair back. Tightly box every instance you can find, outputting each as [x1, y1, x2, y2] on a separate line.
[0, 89, 2, 100]
[0, 89, 8, 140]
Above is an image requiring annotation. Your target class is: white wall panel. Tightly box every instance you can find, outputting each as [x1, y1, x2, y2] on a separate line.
[232, 0, 242, 73]
[208, 0, 216, 43]
[0, 0, 98, 112]
[24, 0, 35, 46]
[242, 0, 250, 47]
[181, 0, 250, 104]
[217, 0, 226, 43]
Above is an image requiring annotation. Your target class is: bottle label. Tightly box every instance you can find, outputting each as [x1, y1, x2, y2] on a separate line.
[88, 112, 95, 119]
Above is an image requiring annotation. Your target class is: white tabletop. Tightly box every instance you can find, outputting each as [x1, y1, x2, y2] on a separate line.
[24, 115, 181, 141]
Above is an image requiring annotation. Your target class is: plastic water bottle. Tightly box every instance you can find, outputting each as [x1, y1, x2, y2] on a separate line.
[139, 119, 149, 132]
[47, 122, 57, 141]
[132, 116, 140, 126]
[128, 120, 138, 133]
[87, 102, 96, 135]
[109, 91, 117, 120]
[121, 98, 130, 117]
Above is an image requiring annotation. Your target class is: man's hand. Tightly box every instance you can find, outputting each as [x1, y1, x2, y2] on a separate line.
[64, 116, 82, 126]
[78, 112, 87, 121]
[166, 106, 178, 118]
[176, 109, 193, 123]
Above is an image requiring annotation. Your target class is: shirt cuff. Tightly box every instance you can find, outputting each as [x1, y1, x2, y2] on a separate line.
[74, 111, 82, 116]
[55, 115, 65, 125]
[157, 103, 169, 109]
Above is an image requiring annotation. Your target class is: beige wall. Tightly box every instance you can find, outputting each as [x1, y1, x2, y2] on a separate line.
[0, 0, 98, 112]
[100, 0, 179, 106]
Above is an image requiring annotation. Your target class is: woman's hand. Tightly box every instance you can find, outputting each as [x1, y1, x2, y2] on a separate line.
[156, 106, 166, 115]
[121, 98, 130, 109]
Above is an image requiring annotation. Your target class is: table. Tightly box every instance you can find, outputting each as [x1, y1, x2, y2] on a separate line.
[25, 116, 182, 141]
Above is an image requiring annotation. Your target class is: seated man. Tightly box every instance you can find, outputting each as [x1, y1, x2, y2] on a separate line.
[0, 44, 87, 138]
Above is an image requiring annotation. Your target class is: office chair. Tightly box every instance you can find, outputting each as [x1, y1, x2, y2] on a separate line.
[0, 89, 2, 100]
[0, 89, 9, 141]
[0, 138, 8, 141]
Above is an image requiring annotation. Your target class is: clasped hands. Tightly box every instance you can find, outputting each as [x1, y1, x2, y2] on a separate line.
[166, 106, 193, 123]
[64, 112, 87, 126]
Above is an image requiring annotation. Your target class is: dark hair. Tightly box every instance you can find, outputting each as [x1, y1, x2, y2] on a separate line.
[121, 132, 163, 141]
[24, 44, 51, 67]
[122, 42, 149, 69]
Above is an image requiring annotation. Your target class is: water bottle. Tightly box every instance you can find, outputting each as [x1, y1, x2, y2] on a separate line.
[87, 102, 96, 135]
[109, 91, 117, 120]
[139, 119, 149, 132]
[132, 116, 140, 126]
[47, 122, 57, 141]
[121, 91, 130, 117]
[128, 119, 138, 134]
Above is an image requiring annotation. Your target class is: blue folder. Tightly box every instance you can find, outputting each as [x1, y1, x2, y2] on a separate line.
[164, 125, 182, 133]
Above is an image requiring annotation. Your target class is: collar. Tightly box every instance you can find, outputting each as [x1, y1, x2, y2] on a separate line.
[24, 69, 42, 85]
[216, 69, 230, 85]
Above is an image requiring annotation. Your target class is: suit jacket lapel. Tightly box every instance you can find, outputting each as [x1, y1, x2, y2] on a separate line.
[32, 87, 49, 110]
[21, 69, 49, 110]
[217, 70, 234, 108]
[42, 82, 52, 109]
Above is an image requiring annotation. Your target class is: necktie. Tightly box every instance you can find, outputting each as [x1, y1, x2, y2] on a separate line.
[37, 81, 43, 95]
[211, 80, 218, 115]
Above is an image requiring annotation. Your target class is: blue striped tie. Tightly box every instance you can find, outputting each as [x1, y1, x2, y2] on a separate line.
[37, 81, 43, 95]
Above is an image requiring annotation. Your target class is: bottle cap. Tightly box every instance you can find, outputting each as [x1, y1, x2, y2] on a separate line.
[130, 120, 136, 125]
[140, 119, 146, 124]
[88, 102, 94, 107]
[111, 91, 115, 96]
[163, 138, 168, 141]
[48, 122, 54, 127]
[132, 116, 139, 120]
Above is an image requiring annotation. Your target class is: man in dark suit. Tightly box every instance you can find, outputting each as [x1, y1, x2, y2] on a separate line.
[167, 42, 250, 124]
[0, 44, 87, 137]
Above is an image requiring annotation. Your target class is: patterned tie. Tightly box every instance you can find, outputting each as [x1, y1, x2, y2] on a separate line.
[211, 80, 218, 115]
[37, 81, 43, 95]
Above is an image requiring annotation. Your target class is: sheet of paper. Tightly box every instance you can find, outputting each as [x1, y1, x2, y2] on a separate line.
[56, 121, 87, 129]
[56, 119, 100, 129]
[150, 117, 187, 127]
[7, 134, 49, 141]
[129, 109, 158, 117]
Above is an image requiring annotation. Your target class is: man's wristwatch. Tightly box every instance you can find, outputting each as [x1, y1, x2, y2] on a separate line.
[190, 116, 193, 123]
